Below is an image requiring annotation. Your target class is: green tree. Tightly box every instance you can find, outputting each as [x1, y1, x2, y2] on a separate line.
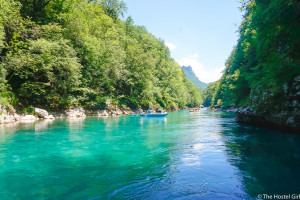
[99, 0, 127, 20]
[17, 0, 67, 24]
[4, 24, 82, 108]
[0, 0, 203, 110]
[205, 0, 300, 113]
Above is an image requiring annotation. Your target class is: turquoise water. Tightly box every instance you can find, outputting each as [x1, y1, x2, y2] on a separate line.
[0, 110, 300, 199]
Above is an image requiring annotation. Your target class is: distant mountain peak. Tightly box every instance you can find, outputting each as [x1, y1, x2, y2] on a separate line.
[182, 65, 193, 70]
[181, 65, 208, 91]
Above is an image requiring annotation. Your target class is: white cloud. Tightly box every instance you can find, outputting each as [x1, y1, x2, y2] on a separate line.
[165, 42, 176, 50]
[178, 54, 224, 83]
[190, 53, 199, 59]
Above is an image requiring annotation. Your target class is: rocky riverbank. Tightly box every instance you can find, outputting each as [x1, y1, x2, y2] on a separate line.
[206, 76, 300, 133]
[235, 107, 300, 133]
[0, 98, 184, 125]
[206, 105, 299, 132]
[0, 103, 135, 125]
[207, 105, 238, 113]
[235, 76, 300, 133]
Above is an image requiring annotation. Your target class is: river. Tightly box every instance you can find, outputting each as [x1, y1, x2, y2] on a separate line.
[0, 109, 299, 199]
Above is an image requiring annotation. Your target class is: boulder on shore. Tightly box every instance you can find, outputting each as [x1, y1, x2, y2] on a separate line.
[1, 115, 15, 124]
[21, 115, 36, 121]
[116, 108, 123, 115]
[34, 108, 49, 118]
[0, 105, 20, 124]
[97, 110, 109, 117]
[44, 115, 55, 119]
[122, 109, 133, 115]
[66, 107, 86, 118]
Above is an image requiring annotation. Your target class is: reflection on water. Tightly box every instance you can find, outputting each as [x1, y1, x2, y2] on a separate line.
[140, 116, 167, 124]
[222, 123, 300, 197]
[35, 119, 54, 131]
[0, 110, 299, 199]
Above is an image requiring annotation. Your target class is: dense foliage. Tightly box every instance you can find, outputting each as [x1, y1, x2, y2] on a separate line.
[0, 0, 203, 110]
[205, 0, 300, 112]
[202, 81, 220, 107]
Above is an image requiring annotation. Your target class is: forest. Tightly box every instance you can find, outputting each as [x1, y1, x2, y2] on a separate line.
[0, 0, 203, 111]
[204, 0, 300, 115]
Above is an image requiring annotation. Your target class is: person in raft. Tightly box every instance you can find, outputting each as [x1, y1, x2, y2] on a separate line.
[158, 109, 162, 113]
[148, 108, 151, 114]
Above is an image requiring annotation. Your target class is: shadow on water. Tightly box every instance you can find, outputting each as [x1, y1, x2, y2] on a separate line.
[220, 117, 300, 198]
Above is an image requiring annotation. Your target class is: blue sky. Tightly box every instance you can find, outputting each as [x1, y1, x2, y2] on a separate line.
[123, 0, 244, 83]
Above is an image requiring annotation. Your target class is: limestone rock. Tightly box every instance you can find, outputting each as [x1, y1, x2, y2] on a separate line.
[110, 110, 117, 116]
[97, 110, 109, 117]
[21, 115, 36, 121]
[34, 108, 49, 118]
[0, 106, 21, 124]
[123, 110, 130, 115]
[66, 107, 86, 118]
[14, 114, 20, 121]
[44, 115, 55, 119]
[116, 108, 123, 115]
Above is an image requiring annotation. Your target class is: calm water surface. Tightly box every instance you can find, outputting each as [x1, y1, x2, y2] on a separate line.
[0, 110, 300, 199]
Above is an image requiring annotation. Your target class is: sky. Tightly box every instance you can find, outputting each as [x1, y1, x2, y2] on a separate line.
[123, 0, 244, 83]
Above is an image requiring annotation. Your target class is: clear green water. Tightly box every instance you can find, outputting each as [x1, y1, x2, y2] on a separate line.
[0, 110, 300, 199]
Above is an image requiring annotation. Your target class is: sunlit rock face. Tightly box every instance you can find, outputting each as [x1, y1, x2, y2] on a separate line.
[34, 108, 49, 118]
[66, 107, 86, 118]
[0, 105, 20, 124]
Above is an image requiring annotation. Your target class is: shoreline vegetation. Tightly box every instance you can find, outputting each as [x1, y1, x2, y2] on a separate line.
[0, 0, 203, 121]
[203, 0, 300, 133]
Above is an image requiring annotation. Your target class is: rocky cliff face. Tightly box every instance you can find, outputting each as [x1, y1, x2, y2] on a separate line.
[236, 76, 300, 132]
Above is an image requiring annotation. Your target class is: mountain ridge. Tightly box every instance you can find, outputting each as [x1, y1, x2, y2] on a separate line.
[181, 66, 208, 91]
